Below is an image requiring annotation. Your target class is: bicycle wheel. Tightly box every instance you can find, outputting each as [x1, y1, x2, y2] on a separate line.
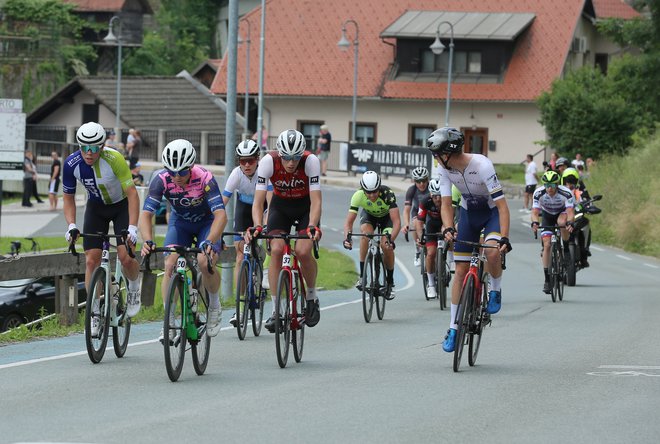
[375, 253, 387, 321]
[453, 275, 475, 373]
[252, 259, 265, 336]
[112, 276, 131, 358]
[85, 267, 110, 364]
[566, 242, 577, 287]
[361, 253, 374, 323]
[292, 276, 305, 363]
[235, 261, 250, 340]
[549, 244, 559, 303]
[192, 281, 211, 376]
[437, 247, 448, 310]
[468, 277, 488, 366]
[557, 249, 565, 302]
[164, 275, 186, 382]
[421, 247, 429, 300]
[275, 270, 291, 368]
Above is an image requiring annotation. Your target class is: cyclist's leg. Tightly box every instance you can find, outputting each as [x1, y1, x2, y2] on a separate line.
[378, 216, 395, 286]
[450, 207, 481, 326]
[82, 200, 109, 290]
[539, 211, 557, 286]
[233, 200, 252, 284]
[425, 219, 442, 287]
[197, 217, 221, 300]
[111, 199, 140, 284]
[359, 211, 376, 277]
[160, 214, 194, 308]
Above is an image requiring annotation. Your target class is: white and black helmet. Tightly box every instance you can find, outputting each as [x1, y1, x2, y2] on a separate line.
[360, 171, 381, 192]
[76, 122, 106, 146]
[276, 129, 306, 157]
[411, 166, 429, 181]
[235, 139, 260, 157]
[429, 178, 442, 196]
[162, 139, 196, 171]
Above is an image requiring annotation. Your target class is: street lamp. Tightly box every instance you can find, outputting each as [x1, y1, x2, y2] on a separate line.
[429, 21, 454, 127]
[338, 19, 359, 142]
[238, 18, 251, 135]
[103, 16, 122, 132]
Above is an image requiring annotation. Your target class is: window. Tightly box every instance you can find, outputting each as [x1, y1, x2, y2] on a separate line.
[298, 120, 323, 151]
[421, 49, 482, 74]
[409, 124, 436, 147]
[350, 122, 377, 143]
[595, 53, 608, 74]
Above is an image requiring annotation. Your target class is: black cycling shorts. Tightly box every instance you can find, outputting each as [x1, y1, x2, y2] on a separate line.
[267, 195, 312, 234]
[359, 210, 393, 234]
[83, 198, 129, 250]
[424, 218, 443, 245]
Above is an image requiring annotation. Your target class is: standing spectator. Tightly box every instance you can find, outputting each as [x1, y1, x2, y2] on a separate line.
[523, 154, 538, 211]
[104, 129, 124, 155]
[572, 152, 585, 169]
[22, 150, 36, 207]
[316, 124, 332, 176]
[586, 157, 595, 171]
[126, 128, 141, 169]
[549, 152, 559, 170]
[251, 125, 269, 150]
[131, 162, 144, 186]
[48, 151, 61, 210]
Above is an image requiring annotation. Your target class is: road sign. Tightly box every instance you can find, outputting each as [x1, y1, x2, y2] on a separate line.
[0, 99, 25, 181]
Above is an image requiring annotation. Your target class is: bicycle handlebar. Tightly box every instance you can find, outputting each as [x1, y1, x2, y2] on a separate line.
[258, 232, 320, 259]
[453, 239, 507, 270]
[68, 231, 135, 258]
[142, 245, 213, 274]
[533, 225, 567, 240]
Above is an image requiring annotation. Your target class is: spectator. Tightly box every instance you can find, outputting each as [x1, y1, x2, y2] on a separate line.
[126, 128, 141, 169]
[586, 157, 595, 171]
[549, 152, 559, 170]
[572, 152, 585, 169]
[104, 129, 124, 155]
[577, 164, 588, 180]
[316, 124, 332, 177]
[251, 126, 269, 150]
[48, 151, 61, 211]
[131, 162, 144, 186]
[23, 151, 43, 206]
[523, 154, 538, 211]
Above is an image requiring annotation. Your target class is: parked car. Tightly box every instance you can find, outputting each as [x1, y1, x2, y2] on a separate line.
[0, 276, 86, 332]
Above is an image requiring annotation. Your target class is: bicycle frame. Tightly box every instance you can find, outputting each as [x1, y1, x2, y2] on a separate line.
[280, 237, 306, 331]
[99, 238, 126, 329]
[173, 255, 201, 341]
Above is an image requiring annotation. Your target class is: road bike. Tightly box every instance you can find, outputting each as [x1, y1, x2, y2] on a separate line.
[223, 232, 268, 340]
[69, 231, 133, 364]
[346, 232, 392, 323]
[535, 225, 566, 303]
[258, 231, 319, 368]
[452, 240, 505, 372]
[423, 231, 452, 310]
[144, 245, 213, 382]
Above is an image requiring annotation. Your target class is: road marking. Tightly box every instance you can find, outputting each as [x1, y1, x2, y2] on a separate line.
[643, 263, 659, 269]
[591, 246, 604, 252]
[586, 365, 660, 377]
[394, 256, 415, 291]
[616, 254, 632, 261]
[598, 365, 660, 370]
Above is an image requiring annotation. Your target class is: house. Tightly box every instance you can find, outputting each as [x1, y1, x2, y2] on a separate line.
[210, 0, 640, 164]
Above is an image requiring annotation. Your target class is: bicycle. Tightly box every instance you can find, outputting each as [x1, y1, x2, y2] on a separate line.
[144, 245, 214, 382]
[25, 237, 40, 254]
[257, 230, 319, 368]
[535, 225, 566, 303]
[346, 232, 392, 323]
[68, 231, 133, 364]
[452, 240, 505, 372]
[424, 231, 452, 310]
[222, 232, 268, 340]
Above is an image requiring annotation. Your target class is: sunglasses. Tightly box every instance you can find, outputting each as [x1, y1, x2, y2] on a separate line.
[238, 157, 258, 165]
[281, 154, 302, 162]
[365, 190, 379, 195]
[415, 179, 428, 184]
[544, 183, 558, 189]
[80, 145, 101, 154]
[167, 168, 191, 177]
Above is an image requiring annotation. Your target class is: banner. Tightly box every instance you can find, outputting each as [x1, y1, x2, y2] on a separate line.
[347, 143, 432, 177]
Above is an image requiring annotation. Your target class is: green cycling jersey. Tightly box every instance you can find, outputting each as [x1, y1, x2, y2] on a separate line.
[349, 185, 398, 218]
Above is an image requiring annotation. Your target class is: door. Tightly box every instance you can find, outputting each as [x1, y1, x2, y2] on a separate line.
[462, 127, 488, 156]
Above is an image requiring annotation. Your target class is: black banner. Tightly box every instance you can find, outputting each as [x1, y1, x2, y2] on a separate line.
[347, 143, 432, 177]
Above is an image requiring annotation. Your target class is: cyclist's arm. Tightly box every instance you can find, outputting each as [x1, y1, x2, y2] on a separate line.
[402, 203, 412, 227]
[389, 206, 401, 241]
[206, 208, 228, 245]
[309, 189, 322, 227]
[415, 204, 427, 239]
[63, 193, 76, 226]
[493, 197, 510, 239]
[251, 189, 266, 227]
[343, 211, 357, 239]
[263, 189, 273, 225]
[125, 185, 140, 227]
[140, 173, 167, 243]
[440, 195, 455, 232]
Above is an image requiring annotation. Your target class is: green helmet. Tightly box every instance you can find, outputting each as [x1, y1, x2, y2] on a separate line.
[542, 170, 560, 185]
[562, 167, 579, 185]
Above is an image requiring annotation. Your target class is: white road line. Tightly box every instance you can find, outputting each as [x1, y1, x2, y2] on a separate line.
[598, 365, 660, 370]
[616, 254, 632, 261]
[591, 246, 604, 252]
[643, 263, 659, 269]
[394, 256, 416, 291]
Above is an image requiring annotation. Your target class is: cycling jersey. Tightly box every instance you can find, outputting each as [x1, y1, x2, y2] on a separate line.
[417, 196, 441, 221]
[256, 152, 320, 199]
[222, 166, 272, 204]
[349, 186, 397, 218]
[438, 154, 504, 210]
[532, 185, 574, 215]
[143, 166, 224, 223]
[404, 184, 430, 218]
[62, 148, 133, 204]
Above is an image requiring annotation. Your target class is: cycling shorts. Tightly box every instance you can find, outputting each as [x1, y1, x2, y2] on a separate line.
[266, 195, 312, 234]
[454, 206, 501, 262]
[232, 200, 253, 241]
[540, 210, 564, 237]
[424, 218, 443, 246]
[359, 210, 393, 235]
[83, 198, 129, 251]
[164, 211, 221, 252]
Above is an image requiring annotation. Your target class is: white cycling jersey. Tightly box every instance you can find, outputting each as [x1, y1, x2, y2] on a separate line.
[438, 154, 504, 210]
[532, 185, 574, 215]
[222, 166, 272, 204]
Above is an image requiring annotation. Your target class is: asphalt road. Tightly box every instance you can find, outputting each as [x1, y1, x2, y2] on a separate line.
[1, 187, 659, 443]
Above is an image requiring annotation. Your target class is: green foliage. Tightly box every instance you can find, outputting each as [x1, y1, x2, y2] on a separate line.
[123, 30, 206, 75]
[606, 54, 660, 127]
[597, 17, 656, 52]
[3, 0, 78, 26]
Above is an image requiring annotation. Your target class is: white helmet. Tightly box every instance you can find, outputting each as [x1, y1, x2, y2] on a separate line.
[235, 139, 260, 157]
[161, 139, 196, 171]
[360, 171, 381, 192]
[276, 129, 306, 157]
[76, 122, 106, 146]
[411, 166, 429, 181]
[429, 178, 442, 196]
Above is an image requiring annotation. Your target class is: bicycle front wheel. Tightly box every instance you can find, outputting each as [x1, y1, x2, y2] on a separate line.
[468, 277, 488, 366]
[437, 248, 448, 310]
[375, 254, 387, 320]
[236, 261, 250, 340]
[275, 270, 291, 368]
[112, 276, 131, 358]
[292, 278, 305, 363]
[85, 267, 110, 364]
[566, 242, 577, 287]
[421, 247, 429, 300]
[549, 245, 559, 303]
[557, 249, 565, 302]
[453, 275, 474, 373]
[192, 280, 211, 376]
[252, 259, 265, 336]
[361, 254, 374, 323]
[164, 275, 186, 382]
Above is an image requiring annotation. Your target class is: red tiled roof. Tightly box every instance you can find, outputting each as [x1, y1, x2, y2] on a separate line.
[210, 0, 637, 102]
[63, 0, 126, 12]
[592, 0, 640, 19]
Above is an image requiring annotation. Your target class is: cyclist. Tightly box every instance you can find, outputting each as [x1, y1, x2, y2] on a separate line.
[415, 178, 453, 298]
[402, 166, 430, 267]
[342, 171, 401, 299]
[63, 122, 142, 337]
[139, 139, 226, 339]
[244, 129, 322, 332]
[531, 170, 575, 294]
[427, 127, 512, 353]
[561, 167, 592, 267]
[222, 139, 273, 327]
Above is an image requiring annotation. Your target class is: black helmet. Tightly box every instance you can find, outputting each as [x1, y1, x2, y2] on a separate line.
[427, 127, 464, 154]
